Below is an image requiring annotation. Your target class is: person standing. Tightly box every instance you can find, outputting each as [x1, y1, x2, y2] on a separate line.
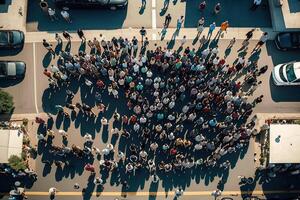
[245, 28, 255, 41]
[63, 30, 72, 42]
[196, 17, 205, 37]
[176, 16, 184, 30]
[48, 8, 58, 21]
[139, 27, 147, 44]
[199, 1, 206, 12]
[55, 33, 62, 44]
[164, 13, 172, 28]
[252, 32, 268, 52]
[61, 10, 72, 23]
[214, 3, 221, 14]
[251, 0, 262, 10]
[207, 22, 216, 39]
[77, 29, 86, 42]
[43, 39, 55, 57]
[180, 35, 187, 47]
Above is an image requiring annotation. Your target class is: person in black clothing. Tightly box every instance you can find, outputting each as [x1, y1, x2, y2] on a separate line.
[42, 39, 55, 56]
[245, 29, 255, 41]
[77, 29, 86, 42]
[63, 31, 72, 41]
[164, 13, 172, 28]
[139, 27, 147, 43]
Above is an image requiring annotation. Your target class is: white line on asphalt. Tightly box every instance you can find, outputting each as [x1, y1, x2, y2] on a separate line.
[152, 9, 157, 29]
[151, 0, 156, 8]
[33, 42, 39, 114]
[151, 0, 157, 41]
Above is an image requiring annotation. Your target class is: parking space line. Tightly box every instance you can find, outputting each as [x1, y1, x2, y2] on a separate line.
[33, 42, 39, 114]
[151, 0, 157, 40]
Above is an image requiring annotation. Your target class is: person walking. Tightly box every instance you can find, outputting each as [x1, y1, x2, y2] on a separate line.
[48, 8, 58, 21]
[43, 39, 55, 57]
[77, 29, 86, 42]
[63, 31, 72, 42]
[216, 20, 229, 38]
[55, 33, 62, 44]
[180, 35, 187, 47]
[251, 0, 262, 10]
[207, 22, 216, 40]
[245, 28, 255, 41]
[139, 27, 147, 44]
[214, 3, 221, 14]
[61, 10, 72, 23]
[176, 16, 184, 30]
[198, 1, 206, 12]
[196, 17, 205, 37]
[252, 32, 268, 52]
[164, 13, 172, 28]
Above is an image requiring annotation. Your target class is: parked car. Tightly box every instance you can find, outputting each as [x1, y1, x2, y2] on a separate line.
[54, 0, 128, 10]
[272, 62, 300, 86]
[275, 32, 300, 51]
[0, 30, 25, 49]
[0, 61, 26, 79]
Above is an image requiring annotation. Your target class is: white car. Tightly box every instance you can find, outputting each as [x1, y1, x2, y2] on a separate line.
[272, 62, 300, 86]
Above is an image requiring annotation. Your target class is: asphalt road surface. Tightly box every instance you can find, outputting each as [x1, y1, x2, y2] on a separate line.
[26, 0, 272, 31]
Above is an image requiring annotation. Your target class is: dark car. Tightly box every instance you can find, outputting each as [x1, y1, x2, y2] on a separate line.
[0, 61, 26, 79]
[275, 31, 300, 51]
[54, 0, 128, 10]
[0, 30, 25, 49]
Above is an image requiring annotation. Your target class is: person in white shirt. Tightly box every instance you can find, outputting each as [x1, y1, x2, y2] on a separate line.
[61, 10, 72, 23]
[251, 0, 262, 10]
[180, 35, 187, 47]
[253, 32, 268, 52]
[48, 8, 58, 21]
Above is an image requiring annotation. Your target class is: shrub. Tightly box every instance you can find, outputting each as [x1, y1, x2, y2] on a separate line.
[8, 155, 27, 171]
[0, 90, 14, 114]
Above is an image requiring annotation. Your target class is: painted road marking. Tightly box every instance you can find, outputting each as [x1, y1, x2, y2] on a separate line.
[151, 0, 157, 40]
[25, 190, 300, 196]
[33, 42, 39, 114]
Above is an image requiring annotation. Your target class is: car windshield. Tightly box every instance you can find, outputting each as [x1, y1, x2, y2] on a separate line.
[0, 63, 7, 76]
[291, 33, 300, 45]
[286, 64, 297, 82]
[0, 32, 9, 44]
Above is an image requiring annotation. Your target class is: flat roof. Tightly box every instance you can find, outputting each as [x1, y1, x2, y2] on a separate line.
[269, 124, 300, 164]
[0, 130, 23, 163]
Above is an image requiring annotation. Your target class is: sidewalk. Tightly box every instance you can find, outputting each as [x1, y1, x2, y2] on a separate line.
[0, 0, 27, 31]
[25, 27, 275, 43]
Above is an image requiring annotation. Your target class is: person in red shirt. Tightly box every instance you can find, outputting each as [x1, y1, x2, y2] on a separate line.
[43, 69, 52, 78]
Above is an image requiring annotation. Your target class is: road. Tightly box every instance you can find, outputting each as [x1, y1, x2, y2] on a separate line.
[26, 0, 271, 31]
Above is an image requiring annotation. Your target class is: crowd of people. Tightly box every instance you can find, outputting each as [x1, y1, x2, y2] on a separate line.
[38, 25, 268, 194]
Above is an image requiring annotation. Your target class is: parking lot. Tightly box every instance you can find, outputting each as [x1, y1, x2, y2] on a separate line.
[26, 0, 272, 32]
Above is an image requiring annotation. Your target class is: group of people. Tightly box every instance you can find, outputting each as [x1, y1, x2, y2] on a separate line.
[38, 23, 267, 194]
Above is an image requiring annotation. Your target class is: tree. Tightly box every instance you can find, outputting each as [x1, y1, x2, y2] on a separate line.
[0, 90, 14, 114]
[8, 155, 27, 171]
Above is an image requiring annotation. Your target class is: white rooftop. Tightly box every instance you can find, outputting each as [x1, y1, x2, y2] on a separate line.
[269, 124, 300, 164]
[0, 130, 23, 163]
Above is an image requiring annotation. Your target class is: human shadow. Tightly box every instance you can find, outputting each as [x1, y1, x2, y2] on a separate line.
[42, 51, 52, 68]
[160, 0, 170, 16]
[139, 0, 147, 15]
[55, 42, 63, 55]
[79, 41, 86, 53]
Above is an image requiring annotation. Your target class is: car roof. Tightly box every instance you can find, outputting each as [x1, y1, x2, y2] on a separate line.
[293, 62, 300, 79]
